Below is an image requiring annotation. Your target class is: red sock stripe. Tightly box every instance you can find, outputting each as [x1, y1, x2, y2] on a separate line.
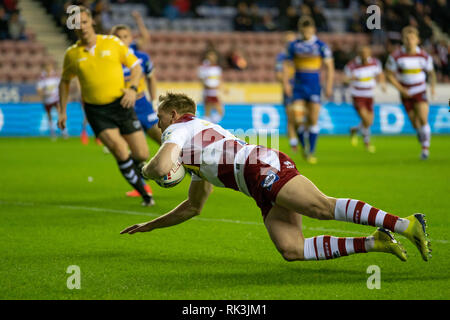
[323, 236, 332, 260]
[338, 238, 348, 256]
[354, 201, 365, 224]
[383, 214, 399, 232]
[368, 207, 379, 226]
[345, 199, 350, 220]
[313, 237, 319, 260]
[353, 237, 367, 253]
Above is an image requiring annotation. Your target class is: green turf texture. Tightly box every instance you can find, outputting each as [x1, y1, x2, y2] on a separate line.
[0, 135, 449, 300]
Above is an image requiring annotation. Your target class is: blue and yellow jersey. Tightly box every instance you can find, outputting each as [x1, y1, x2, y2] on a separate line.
[123, 46, 154, 97]
[286, 35, 332, 85]
[275, 51, 295, 84]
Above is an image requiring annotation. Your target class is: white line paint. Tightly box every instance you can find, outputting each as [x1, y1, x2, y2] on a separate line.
[0, 200, 447, 244]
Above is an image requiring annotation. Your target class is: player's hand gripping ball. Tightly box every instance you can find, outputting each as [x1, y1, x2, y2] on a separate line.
[154, 160, 186, 188]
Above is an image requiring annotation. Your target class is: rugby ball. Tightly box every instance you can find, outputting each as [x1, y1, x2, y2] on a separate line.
[155, 160, 186, 188]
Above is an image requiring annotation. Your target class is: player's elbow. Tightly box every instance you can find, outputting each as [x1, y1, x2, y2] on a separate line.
[188, 202, 203, 216]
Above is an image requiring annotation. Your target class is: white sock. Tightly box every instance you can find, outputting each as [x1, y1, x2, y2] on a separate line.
[361, 126, 370, 145]
[334, 198, 409, 233]
[419, 124, 431, 149]
[303, 235, 375, 260]
[289, 138, 298, 147]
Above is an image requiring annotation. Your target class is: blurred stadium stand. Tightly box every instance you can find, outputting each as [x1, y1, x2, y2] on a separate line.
[1, 0, 449, 86]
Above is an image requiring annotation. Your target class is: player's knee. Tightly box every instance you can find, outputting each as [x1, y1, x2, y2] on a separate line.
[311, 197, 334, 220]
[132, 149, 149, 162]
[280, 247, 303, 261]
[109, 144, 129, 161]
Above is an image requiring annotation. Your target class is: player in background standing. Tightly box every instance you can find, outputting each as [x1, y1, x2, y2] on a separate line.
[198, 50, 224, 124]
[385, 26, 436, 160]
[121, 92, 431, 264]
[343, 45, 386, 153]
[36, 61, 68, 139]
[275, 31, 305, 152]
[283, 16, 334, 164]
[111, 24, 161, 198]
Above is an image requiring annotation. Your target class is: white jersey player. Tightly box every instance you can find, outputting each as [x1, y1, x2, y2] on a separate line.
[343, 46, 386, 152]
[198, 51, 224, 124]
[36, 62, 66, 138]
[120, 92, 432, 265]
[385, 26, 436, 160]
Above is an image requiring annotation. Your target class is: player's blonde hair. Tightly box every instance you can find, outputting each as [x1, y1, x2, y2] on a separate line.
[158, 92, 197, 115]
[78, 5, 92, 18]
[110, 24, 131, 36]
[402, 26, 419, 38]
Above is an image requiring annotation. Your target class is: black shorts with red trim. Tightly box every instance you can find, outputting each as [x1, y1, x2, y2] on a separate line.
[243, 147, 300, 221]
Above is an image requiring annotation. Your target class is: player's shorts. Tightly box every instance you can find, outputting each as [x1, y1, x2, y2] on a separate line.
[44, 101, 58, 113]
[293, 81, 321, 103]
[243, 147, 300, 220]
[352, 96, 374, 112]
[83, 96, 142, 137]
[204, 95, 220, 105]
[401, 91, 427, 113]
[134, 95, 158, 130]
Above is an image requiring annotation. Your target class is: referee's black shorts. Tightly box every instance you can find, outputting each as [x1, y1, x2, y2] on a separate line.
[83, 96, 143, 137]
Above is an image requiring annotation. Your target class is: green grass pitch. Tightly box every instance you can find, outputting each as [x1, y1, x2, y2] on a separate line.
[0, 135, 449, 300]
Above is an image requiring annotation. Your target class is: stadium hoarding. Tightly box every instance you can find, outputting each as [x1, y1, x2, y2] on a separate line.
[0, 102, 448, 136]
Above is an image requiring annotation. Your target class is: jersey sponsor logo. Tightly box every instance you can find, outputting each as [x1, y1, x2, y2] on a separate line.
[261, 170, 279, 191]
[161, 129, 173, 143]
[100, 50, 111, 57]
[283, 160, 294, 169]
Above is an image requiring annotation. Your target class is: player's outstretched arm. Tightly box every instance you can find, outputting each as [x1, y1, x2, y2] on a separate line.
[120, 179, 213, 235]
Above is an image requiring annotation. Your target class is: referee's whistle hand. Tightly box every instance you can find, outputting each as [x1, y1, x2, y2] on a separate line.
[120, 88, 137, 109]
[57, 113, 67, 130]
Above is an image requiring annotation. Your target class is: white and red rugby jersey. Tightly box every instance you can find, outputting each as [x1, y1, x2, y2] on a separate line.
[36, 70, 60, 105]
[385, 46, 433, 95]
[162, 114, 281, 197]
[344, 56, 382, 98]
[198, 61, 222, 97]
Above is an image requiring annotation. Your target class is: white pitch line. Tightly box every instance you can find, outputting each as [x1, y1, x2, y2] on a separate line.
[0, 200, 447, 244]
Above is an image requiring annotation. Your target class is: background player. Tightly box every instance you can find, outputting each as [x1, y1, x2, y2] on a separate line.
[276, 31, 305, 152]
[121, 92, 431, 265]
[111, 24, 161, 198]
[344, 45, 386, 153]
[385, 26, 436, 160]
[283, 16, 334, 164]
[36, 61, 67, 139]
[198, 50, 225, 124]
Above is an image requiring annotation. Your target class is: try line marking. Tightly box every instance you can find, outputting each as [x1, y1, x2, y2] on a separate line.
[0, 200, 447, 244]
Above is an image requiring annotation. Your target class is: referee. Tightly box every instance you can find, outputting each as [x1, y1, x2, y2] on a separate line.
[57, 6, 154, 206]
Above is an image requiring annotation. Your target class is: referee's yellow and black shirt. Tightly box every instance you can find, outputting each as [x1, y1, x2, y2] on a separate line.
[62, 35, 140, 105]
